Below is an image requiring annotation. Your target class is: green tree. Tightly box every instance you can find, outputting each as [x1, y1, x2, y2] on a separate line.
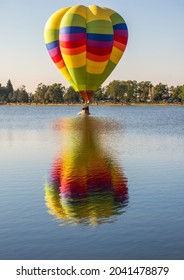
[137, 81, 153, 102]
[28, 93, 34, 103]
[64, 86, 81, 103]
[105, 80, 126, 102]
[153, 83, 169, 102]
[124, 80, 138, 103]
[5, 80, 14, 103]
[6, 80, 14, 94]
[0, 84, 8, 103]
[33, 83, 49, 104]
[169, 86, 179, 102]
[94, 86, 107, 101]
[178, 85, 184, 102]
[45, 83, 65, 103]
[12, 91, 18, 103]
[14, 85, 29, 103]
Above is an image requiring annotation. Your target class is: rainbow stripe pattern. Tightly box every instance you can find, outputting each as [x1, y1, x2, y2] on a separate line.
[44, 5, 128, 102]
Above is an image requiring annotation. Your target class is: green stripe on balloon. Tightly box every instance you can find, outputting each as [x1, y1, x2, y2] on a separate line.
[67, 66, 86, 88]
[45, 29, 59, 42]
[87, 20, 113, 34]
[61, 14, 86, 28]
[101, 60, 117, 80]
[110, 12, 126, 25]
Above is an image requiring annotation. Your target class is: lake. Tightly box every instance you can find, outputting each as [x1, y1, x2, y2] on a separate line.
[0, 105, 184, 260]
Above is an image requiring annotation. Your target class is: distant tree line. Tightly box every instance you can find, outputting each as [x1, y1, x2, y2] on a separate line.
[1, 79, 184, 105]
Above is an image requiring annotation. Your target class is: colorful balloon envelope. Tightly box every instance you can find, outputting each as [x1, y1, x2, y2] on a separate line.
[44, 5, 128, 103]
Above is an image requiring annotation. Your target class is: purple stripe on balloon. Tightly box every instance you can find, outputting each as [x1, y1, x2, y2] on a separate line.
[114, 30, 128, 37]
[87, 39, 113, 48]
[59, 33, 86, 42]
[48, 46, 61, 57]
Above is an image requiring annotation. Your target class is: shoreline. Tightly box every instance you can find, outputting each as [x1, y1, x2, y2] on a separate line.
[1, 102, 183, 107]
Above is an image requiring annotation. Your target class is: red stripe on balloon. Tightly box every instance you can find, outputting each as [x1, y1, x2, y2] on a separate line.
[87, 52, 110, 62]
[114, 30, 128, 37]
[87, 45, 112, 55]
[52, 53, 63, 63]
[114, 35, 128, 45]
[60, 39, 86, 48]
[61, 45, 86, 55]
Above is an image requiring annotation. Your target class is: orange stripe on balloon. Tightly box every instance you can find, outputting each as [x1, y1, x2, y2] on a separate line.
[55, 60, 65, 69]
[113, 41, 126, 51]
[61, 45, 86, 55]
[87, 52, 110, 62]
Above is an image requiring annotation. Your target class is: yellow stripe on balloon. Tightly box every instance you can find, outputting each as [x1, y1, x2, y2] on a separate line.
[87, 5, 111, 23]
[110, 47, 124, 64]
[66, 5, 87, 19]
[44, 29, 59, 44]
[44, 7, 70, 30]
[59, 67, 73, 81]
[76, 84, 86, 91]
[62, 52, 86, 68]
[86, 59, 108, 74]
[103, 7, 116, 18]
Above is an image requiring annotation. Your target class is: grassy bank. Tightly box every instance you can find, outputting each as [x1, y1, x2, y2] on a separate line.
[1, 102, 183, 107]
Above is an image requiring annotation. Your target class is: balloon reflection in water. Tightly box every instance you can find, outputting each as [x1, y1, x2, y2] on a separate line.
[45, 117, 128, 226]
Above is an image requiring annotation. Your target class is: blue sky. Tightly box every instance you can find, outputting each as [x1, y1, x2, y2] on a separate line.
[0, 0, 184, 92]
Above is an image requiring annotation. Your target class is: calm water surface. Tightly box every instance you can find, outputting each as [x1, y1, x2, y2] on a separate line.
[0, 105, 184, 260]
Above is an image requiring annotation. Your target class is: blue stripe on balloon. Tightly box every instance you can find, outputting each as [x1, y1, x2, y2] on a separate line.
[60, 26, 86, 34]
[46, 40, 59, 50]
[87, 33, 113, 41]
[113, 23, 127, 30]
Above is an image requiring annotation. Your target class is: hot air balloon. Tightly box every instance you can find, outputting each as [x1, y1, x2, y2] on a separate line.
[45, 117, 128, 226]
[44, 5, 128, 111]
